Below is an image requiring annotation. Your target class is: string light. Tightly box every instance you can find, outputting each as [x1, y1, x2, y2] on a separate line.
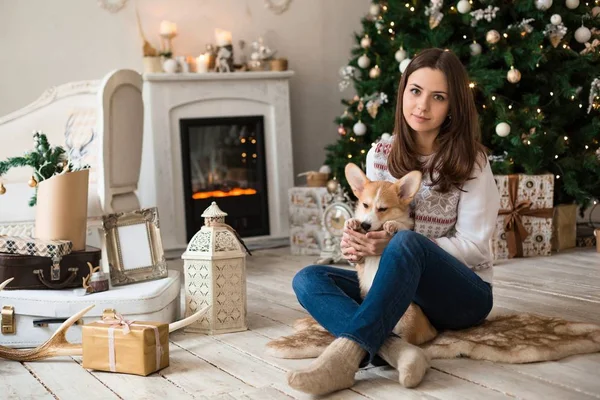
[410, 6, 415, 11]
[383, 5, 388, 10]
[537, 108, 542, 113]
[503, 33, 508, 38]
[390, 22, 395, 26]
[579, 104, 583, 108]
[563, 44, 568, 48]
[405, 3, 410, 7]
[361, 149, 366, 154]
[550, 92, 554, 96]
[252, 153, 257, 158]
[389, 28, 394, 33]
[508, 105, 513, 109]
[242, 152, 247, 158]
[241, 138, 246, 143]
[540, 45, 544, 49]
[571, 95, 575, 100]
[586, 145, 589, 149]
[527, 140, 531, 145]
[251, 139, 256, 144]
[564, 136, 568, 141]
[555, 155, 559, 158]
[463, 35, 467, 39]
[556, 175, 561, 179]
[469, 82, 476, 88]
[347, 154, 353, 159]
[492, 96, 496, 101]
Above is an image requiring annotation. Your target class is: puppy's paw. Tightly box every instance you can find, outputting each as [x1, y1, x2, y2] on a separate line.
[345, 218, 362, 231]
[383, 221, 402, 236]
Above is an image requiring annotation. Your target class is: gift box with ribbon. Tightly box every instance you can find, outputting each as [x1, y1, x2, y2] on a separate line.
[493, 174, 554, 259]
[82, 309, 169, 376]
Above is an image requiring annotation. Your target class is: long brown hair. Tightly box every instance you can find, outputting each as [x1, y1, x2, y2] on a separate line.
[388, 48, 486, 192]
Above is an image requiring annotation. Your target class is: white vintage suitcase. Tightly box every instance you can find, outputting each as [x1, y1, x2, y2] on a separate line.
[0, 270, 181, 348]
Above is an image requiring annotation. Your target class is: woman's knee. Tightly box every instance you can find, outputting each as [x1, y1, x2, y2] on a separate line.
[292, 265, 325, 297]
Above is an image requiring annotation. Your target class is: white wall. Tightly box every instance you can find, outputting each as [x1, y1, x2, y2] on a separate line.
[0, 0, 369, 183]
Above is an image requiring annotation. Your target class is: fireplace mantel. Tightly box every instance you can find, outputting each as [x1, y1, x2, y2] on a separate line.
[139, 71, 295, 250]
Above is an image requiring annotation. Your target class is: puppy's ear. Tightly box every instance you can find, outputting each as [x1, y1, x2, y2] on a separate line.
[345, 163, 369, 198]
[394, 170, 422, 203]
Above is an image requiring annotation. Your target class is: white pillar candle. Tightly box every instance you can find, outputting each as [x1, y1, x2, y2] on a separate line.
[196, 54, 209, 73]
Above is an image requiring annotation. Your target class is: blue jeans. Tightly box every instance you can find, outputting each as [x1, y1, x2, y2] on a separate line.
[292, 230, 493, 364]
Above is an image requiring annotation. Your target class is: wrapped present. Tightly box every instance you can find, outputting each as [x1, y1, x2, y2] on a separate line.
[288, 187, 331, 255]
[493, 174, 554, 259]
[551, 204, 577, 251]
[82, 311, 169, 376]
[0, 235, 72, 259]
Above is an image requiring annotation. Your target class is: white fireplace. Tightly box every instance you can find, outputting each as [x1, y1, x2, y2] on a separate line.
[139, 71, 295, 251]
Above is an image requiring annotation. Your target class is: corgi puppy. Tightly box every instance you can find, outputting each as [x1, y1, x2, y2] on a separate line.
[344, 163, 437, 345]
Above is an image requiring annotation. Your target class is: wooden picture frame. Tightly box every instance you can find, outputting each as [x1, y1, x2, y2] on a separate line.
[102, 207, 167, 286]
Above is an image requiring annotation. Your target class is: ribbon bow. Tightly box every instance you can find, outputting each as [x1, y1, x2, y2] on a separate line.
[581, 39, 600, 55]
[498, 174, 553, 258]
[101, 312, 134, 334]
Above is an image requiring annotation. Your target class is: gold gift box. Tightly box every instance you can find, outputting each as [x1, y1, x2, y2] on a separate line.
[82, 318, 169, 376]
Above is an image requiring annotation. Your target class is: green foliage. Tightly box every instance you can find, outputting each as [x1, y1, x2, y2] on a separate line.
[0, 132, 89, 206]
[325, 0, 600, 210]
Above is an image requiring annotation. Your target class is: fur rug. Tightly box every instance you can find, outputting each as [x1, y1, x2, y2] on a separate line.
[266, 313, 600, 363]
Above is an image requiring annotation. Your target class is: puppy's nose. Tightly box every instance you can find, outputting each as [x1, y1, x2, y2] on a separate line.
[361, 222, 371, 231]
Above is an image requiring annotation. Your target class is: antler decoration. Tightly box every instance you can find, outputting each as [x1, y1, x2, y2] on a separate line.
[0, 276, 93, 361]
[0, 277, 211, 361]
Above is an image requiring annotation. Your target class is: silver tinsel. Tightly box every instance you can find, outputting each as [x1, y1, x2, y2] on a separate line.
[588, 77, 600, 114]
[338, 65, 357, 92]
[470, 6, 500, 27]
[508, 18, 535, 33]
[425, 0, 444, 27]
[488, 151, 509, 163]
[543, 22, 567, 38]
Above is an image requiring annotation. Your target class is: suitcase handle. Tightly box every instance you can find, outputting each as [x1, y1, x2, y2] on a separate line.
[33, 268, 79, 289]
[33, 318, 84, 328]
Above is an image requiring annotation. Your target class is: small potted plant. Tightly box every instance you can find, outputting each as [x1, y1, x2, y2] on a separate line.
[0, 132, 90, 250]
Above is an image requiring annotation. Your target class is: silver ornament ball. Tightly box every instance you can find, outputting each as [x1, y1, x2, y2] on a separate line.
[565, 0, 579, 9]
[550, 14, 562, 25]
[495, 122, 511, 137]
[457, 0, 471, 14]
[358, 54, 371, 69]
[535, 0, 553, 10]
[574, 26, 591, 43]
[395, 48, 407, 62]
[470, 42, 482, 56]
[399, 58, 411, 73]
[353, 121, 367, 136]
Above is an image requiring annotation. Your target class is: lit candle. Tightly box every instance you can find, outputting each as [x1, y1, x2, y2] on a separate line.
[160, 20, 177, 36]
[215, 28, 232, 46]
[196, 54, 209, 73]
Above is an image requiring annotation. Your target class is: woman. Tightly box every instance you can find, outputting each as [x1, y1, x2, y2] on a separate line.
[287, 48, 500, 395]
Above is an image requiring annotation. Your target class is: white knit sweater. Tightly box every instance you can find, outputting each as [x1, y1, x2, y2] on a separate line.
[365, 136, 500, 284]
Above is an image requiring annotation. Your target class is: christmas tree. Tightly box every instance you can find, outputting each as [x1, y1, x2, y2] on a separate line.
[325, 0, 600, 211]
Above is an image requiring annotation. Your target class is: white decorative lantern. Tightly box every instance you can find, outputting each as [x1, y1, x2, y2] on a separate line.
[181, 201, 248, 334]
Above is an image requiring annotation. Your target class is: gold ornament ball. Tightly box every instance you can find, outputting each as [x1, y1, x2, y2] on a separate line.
[0, 183, 6, 195]
[507, 68, 521, 84]
[327, 179, 339, 194]
[486, 30, 500, 44]
[28, 176, 38, 188]
[369, 65, 381, 79]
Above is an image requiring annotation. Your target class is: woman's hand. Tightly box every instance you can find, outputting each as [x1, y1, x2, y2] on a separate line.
[341, 227, 393, 259]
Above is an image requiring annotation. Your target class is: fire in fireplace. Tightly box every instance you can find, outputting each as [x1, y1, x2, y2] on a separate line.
[180, 116, 269, 240]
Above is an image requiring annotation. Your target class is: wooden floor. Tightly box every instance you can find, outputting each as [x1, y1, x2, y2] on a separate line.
[4, 247, 600, 399]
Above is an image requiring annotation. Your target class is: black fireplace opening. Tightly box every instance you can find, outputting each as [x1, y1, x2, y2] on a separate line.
[180, 116, 269, 240]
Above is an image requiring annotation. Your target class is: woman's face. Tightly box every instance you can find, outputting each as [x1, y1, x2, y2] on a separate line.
[402, 67, 450, 138]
